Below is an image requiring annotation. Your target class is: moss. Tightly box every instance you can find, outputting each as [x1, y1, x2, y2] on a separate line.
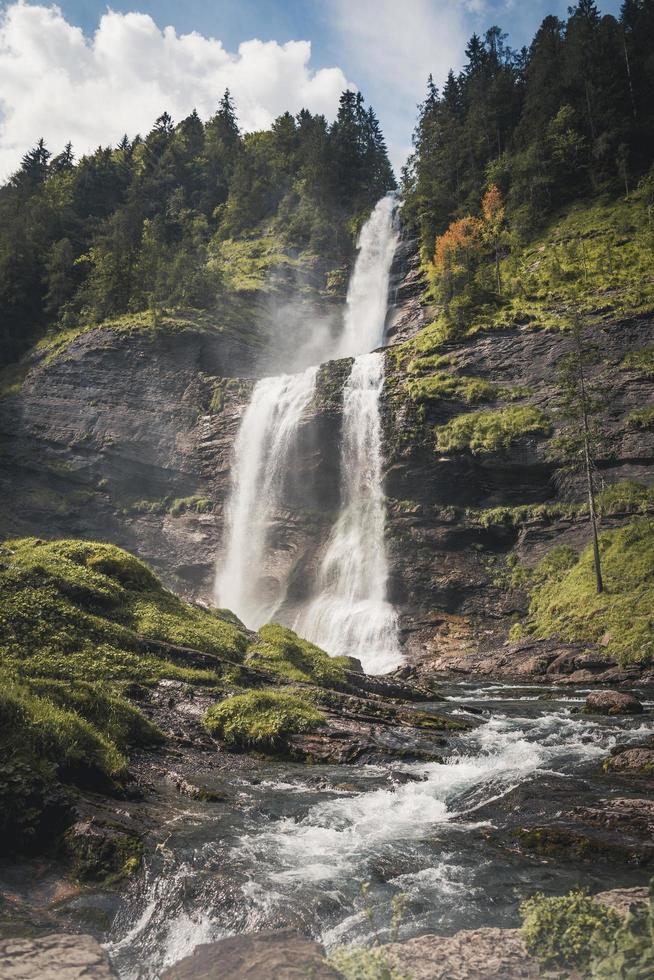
[470, 501, 580, 527]
[406, 372, 505, 405]
[62, 819, 143, 884]
[627, 407, 654, 430]
[435, 405, 552, 454]
[203, 688, 325, 749]
[621, 345, 654, 378]
[513, 518, 654, 663]
[520, 889, 621, 971]
[596, 480, 654, 516]
[246, 623, 351, 687]
[0, 361, 30, 399]
[169, 495, 213, 517]
[327, 945, 411, 979]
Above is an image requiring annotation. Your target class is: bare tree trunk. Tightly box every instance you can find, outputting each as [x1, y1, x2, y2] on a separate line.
[622, 31, 637, 120]
[576, 334, 603, 593]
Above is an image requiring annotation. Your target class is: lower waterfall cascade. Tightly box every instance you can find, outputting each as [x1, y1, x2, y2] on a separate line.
[215, 194, 402, 671]
[294, 351, 402, 673]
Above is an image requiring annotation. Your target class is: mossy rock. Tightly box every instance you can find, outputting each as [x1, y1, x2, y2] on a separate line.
[246, 623, 351, 687]
[203, 688, 325, 751]
[62, 819, 143, 884]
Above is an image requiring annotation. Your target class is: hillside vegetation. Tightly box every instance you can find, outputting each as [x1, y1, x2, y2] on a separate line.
[0, 90, 394, 365]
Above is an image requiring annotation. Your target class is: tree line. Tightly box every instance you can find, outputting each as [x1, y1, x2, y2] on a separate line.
[402, 0, 654, 258]
[0, 90, 394, 364]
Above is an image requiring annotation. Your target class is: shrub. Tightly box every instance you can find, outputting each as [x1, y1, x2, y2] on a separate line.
[203, 688, 325, 749]
[521, 890, 621, 970]
[591, 881, 654, 978]
[435, 406, 551, 454]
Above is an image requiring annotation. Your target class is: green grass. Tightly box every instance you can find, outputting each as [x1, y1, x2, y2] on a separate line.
[621, 345, 654, 378]
[627, 407, 654, 430]
[245, 623, 351, 687]
[0, 538, 248, 685]
[169, 495, 213, 517]
[327, 945, 411, 979]
[0, 536, 255, 849]
[405, 371, 522, 406]
[390, 189, 654, 389]
[435, 405, 552, 454]
[512, 518, 654, 663]
[212, 235, 304, 293]
[203, 688, 325, 749]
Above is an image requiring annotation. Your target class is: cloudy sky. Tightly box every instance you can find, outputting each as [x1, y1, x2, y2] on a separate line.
[0, 0, 622, 179]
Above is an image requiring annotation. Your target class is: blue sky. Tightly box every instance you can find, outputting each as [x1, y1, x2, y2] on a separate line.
[0, 1, 622, 177]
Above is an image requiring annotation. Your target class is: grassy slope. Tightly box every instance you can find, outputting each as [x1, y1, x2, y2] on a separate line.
[512, 518, 654, 663]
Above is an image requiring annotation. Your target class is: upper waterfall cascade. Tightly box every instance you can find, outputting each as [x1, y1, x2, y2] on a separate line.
[215, 194, 402, 673]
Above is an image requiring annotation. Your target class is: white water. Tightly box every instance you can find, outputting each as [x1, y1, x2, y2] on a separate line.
[214, 366, 317, 629]
[295, 352, 401, 673]
[336, 195, 400, 358]
[215, 194, 401, 666]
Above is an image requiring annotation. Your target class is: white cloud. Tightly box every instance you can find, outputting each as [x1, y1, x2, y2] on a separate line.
[0, 2, 353, 178]
[326, 0, 472, 172]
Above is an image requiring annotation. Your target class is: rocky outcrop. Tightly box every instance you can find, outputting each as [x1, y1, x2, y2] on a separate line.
[382, 886, 650, 980]
[160, 929, 339, 980]
[0, 934, 117, 979]
[411, 636, 654, 685]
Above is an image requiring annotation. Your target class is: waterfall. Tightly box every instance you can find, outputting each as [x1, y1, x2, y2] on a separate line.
[294, 351, 402, 673]
[215, 193, 402, 673]
[214, 366, 317, 630]
[337, 195, 399, 358]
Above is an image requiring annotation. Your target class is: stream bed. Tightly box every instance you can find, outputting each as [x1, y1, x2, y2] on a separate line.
[65, 683, 653, 978]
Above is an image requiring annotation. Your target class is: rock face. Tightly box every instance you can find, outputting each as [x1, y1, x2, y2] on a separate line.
[0, 934, 117, 979]
[160, 929, 339, 980]
[1, 237, 653, 663]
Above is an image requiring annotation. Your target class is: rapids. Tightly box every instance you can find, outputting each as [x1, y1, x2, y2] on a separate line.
[99, 684, 653, 978]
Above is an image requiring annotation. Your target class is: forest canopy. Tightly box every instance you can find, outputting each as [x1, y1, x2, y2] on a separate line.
[0, 89, 395, 365]
[401, 0, 654, 259]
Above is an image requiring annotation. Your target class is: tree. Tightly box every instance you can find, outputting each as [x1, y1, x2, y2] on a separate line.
[481, 184, 506, 292]
[553, 314, 606, 593]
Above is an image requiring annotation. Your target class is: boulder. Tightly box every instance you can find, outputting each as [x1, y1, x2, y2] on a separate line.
[604, 746, 654, 776]
[0, 934, 117, 979]
[160, 929, 338, 979]
[583, 690, 644, 715]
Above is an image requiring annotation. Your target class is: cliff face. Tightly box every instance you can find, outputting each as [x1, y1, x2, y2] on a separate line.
[1, 231, 653, 662]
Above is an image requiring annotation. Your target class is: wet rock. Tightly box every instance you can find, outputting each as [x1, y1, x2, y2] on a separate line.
[61, 819, 142, 883]
[519, 798, 654, 866]
[604, 746, 654, 776]
[160, 929, 339, 979]
[287, 716, 446, 765]
[0, 934, 117, 979]
[584, 690, 644, 715]
[164, 770, 225, 801]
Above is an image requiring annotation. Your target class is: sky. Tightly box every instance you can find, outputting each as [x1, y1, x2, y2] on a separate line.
[0, 0, 623, 179]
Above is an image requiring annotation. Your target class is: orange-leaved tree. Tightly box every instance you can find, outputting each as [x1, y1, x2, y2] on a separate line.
[481, 184, 506, 294]
[434, 216, 483, 303]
